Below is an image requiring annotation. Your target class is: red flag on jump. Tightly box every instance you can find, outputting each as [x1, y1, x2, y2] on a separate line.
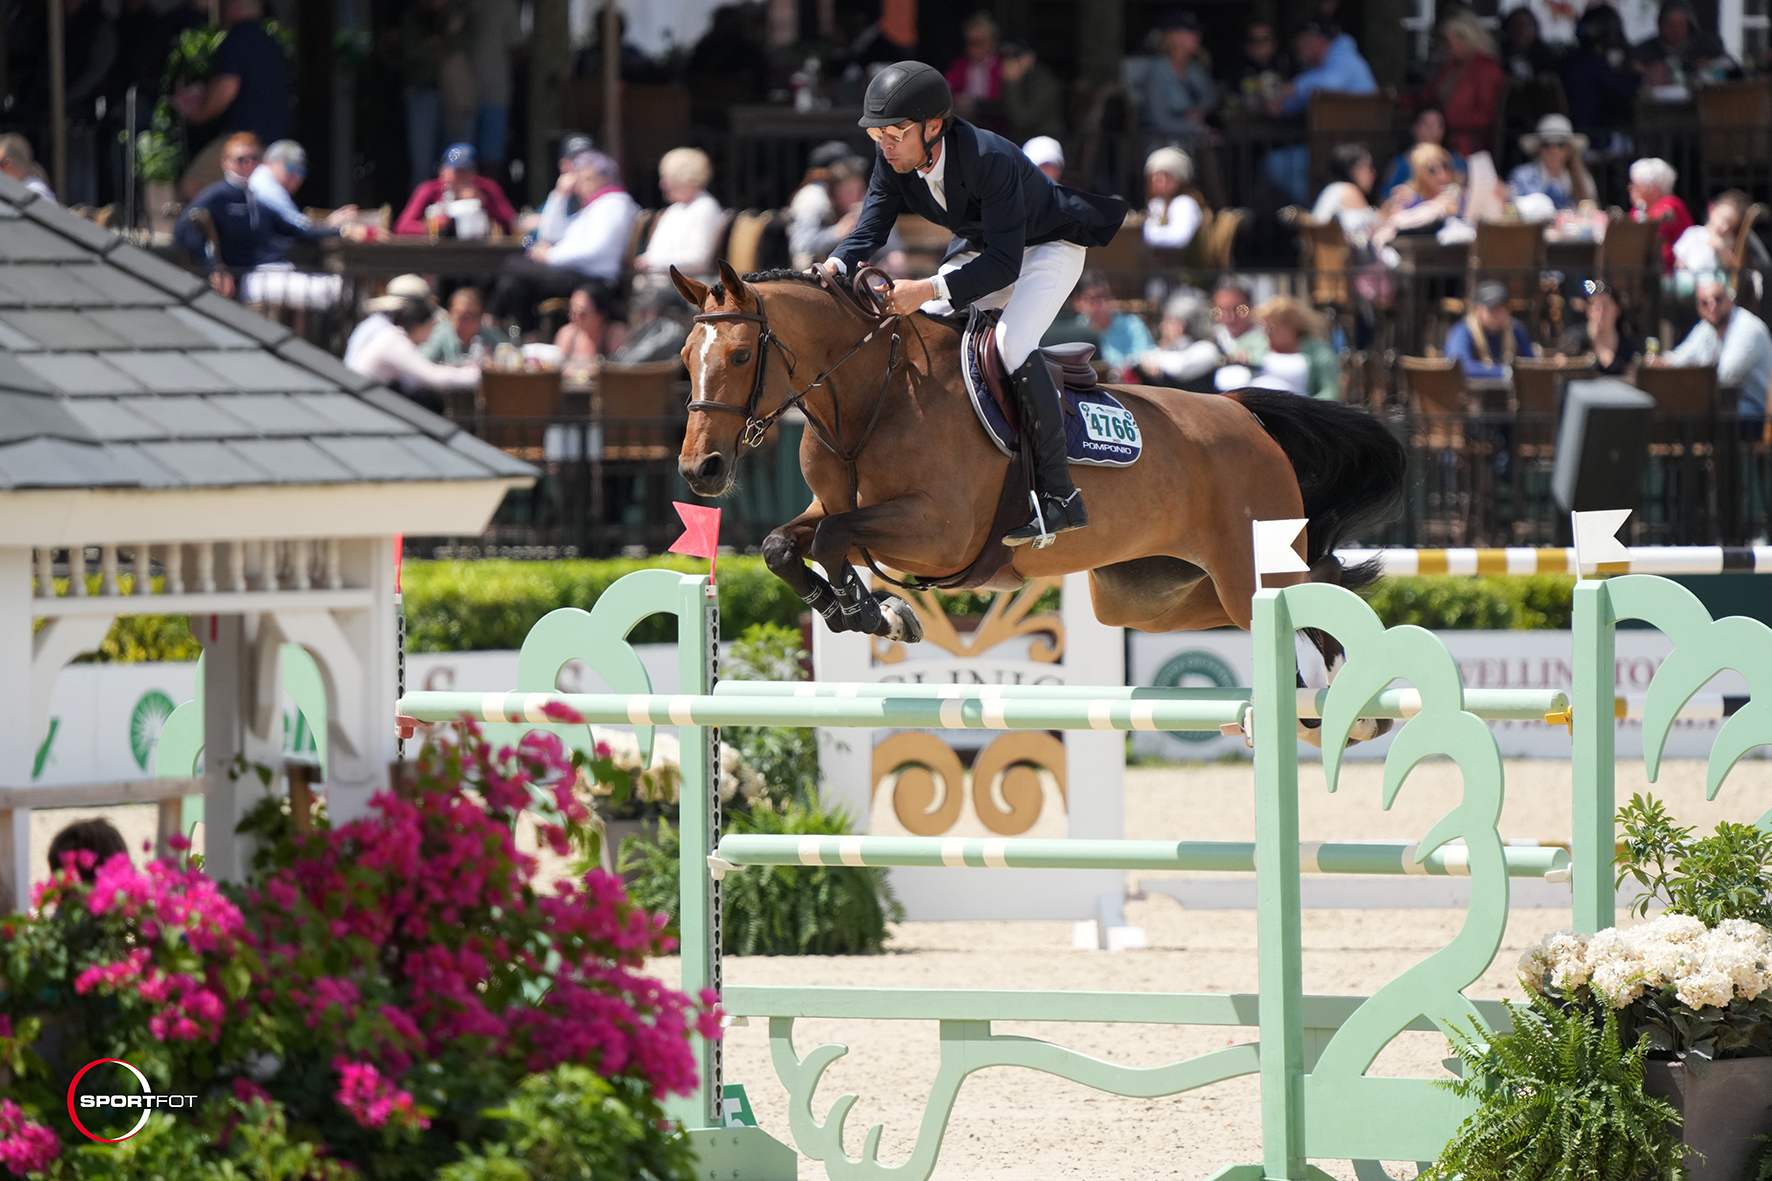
[668, 503, 722, 583]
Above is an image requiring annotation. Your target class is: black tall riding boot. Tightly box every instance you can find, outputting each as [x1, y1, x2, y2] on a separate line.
[1003, 352, 1088, 548]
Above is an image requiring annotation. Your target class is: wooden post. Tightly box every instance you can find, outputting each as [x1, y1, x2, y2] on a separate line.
[601, 1, 622, 173]
[47, 0, 66, 201]
[287, 761, 316, 834]
[527, 0, 571, 206]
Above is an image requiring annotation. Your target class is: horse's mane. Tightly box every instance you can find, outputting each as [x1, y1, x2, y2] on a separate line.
[707, 268, 821, 304]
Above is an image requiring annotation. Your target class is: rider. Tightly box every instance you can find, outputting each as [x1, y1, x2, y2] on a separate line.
[821, 62, 1128, 548]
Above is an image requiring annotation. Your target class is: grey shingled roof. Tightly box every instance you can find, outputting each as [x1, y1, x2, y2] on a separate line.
[0, 174, 535, 490]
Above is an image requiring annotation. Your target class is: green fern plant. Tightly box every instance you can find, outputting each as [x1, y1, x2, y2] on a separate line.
[1424, 993, 1687, 1181]
[622, 804, 902, 956]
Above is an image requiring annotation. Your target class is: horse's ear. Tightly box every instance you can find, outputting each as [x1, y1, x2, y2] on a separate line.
[670, 265, 709, 309]
[718, 259, 747, 305]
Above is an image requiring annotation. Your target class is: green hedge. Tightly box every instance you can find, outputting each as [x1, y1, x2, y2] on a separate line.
[73, 564, 1586, 662]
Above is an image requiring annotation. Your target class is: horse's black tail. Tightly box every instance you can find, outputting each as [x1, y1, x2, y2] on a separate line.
[1227, 391, 1406, 593]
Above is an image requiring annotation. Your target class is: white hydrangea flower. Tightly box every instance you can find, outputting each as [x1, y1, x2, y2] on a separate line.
[1590, 959, 1648, 1008]
[1543, 931, 1593, 991]
[1675, 968, 1735, 1011]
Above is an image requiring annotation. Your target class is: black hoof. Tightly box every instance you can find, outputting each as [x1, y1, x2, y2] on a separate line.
[873, 591, 924, 643]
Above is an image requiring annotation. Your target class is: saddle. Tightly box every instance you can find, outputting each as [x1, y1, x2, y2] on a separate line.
[967, 325, 1101, 434]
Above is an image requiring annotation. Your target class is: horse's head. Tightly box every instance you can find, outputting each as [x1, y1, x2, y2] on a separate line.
[673, 260, 779, 496]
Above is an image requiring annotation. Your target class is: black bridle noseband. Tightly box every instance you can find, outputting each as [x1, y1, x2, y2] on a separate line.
[687, 268, 901, 459]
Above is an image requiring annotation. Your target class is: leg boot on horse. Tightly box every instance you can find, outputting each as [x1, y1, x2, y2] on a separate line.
[1002, 352, 1089, 548]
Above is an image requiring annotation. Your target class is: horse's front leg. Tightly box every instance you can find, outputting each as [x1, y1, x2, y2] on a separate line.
[761, 506, 853, 629]
[807, 500, 941, 643]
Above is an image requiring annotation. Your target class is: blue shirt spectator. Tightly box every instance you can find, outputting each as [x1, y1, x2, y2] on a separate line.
[175, 136, 334, 292]
[1279, 20, 1376, 116]
[1143, 11, 1218, 144]
[1664, 280, 1772, 418]
[1444, 286, 1538, 379]
[211, 11, 289, 141]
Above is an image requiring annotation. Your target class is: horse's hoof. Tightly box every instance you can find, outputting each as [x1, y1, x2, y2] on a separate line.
[1296, 718, 1326, 749]
[1348, 717, 1394, 744]
[874, 591, 923, 643]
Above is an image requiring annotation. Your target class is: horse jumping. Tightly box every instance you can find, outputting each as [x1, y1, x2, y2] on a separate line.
[673, 261, 1405, 646]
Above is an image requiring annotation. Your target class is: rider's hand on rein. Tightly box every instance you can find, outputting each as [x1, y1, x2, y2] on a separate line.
[885, 278, 935, 316]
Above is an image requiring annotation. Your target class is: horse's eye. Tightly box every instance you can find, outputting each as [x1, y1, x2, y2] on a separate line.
[730, 349, 752, 366]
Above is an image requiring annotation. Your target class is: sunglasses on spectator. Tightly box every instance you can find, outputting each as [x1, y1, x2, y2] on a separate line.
[228, 152, 260, 165]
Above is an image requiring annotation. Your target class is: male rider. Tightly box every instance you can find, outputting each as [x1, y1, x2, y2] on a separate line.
[821, 62, 1127, 548]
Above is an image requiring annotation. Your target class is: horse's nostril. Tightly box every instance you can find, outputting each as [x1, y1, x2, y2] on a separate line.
[696, 454, 726, 483]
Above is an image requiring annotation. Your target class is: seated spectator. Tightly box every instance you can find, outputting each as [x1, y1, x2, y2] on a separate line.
[1558, 279, 1642, 376]
[1632, 0, 1733, 84]
[1629, 157, 1695, 272]
[1143, 10, 1217, 150]
[1654, 274, 1772, 422]
[174, 133, 351, 298]
[1563, 7, 1640, 150]
[634, 147, 723, 282]
[1444, 281, 1537, 379]
[1000, 40, 1065, 144]
[789, 155, 905, 271]
[1045, 270, 1155, 374]
[1374, 144, 1462, 253]
[1023, 136, 1065, 183]
[1256, 296, 1340, 398]
[1137, 290, 1224, 386]
[239, 138, 363, 309]
[48, 817, 128, 882]
[395, 143, 517, 238]
[344, 273, 435, 370]
[1212, 279, 1269, 365]
[945, 12, 1003, 124]
[1264, 18, 1377, 202]
[1502, 7, 1563, 86]
[419, 286, 504, 364]
[249, 140, 360, 239]
[489, 151, 638, 334]
[1142, 147, 1204, 251]
[553, 283, 628, 376]
[1220, 21, 1293, 110]
[1672, 191, 1770, 292]
[1508, 116, 1595, 211]
[1415, 11, 1506, 159]
[346, 295, 480, 412]
[523, 133, 595, 242]
[1312, 143, 1380, 247]
[0, 134, 55, 201]
[1383, 107, 1463, 195]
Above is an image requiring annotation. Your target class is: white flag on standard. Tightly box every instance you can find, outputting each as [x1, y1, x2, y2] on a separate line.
[1571, 509, 1633, 572]
[1253, 518, 1311, 580]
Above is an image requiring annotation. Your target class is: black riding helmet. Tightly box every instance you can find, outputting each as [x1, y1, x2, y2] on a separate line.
[857, 61, 953, 128]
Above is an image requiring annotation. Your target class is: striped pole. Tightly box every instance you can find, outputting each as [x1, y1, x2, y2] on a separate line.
[710, 835, 1569, 879]
[398, 687, 1570, 731]
[1337, 546, 1772, 577]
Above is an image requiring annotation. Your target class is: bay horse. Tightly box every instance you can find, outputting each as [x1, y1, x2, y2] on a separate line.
[671, 261, 1405, 649]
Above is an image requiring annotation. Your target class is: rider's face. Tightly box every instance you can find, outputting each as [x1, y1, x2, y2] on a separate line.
[870, 119, 941, 173]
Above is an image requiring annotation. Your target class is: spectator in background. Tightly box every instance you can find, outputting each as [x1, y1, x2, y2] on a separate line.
[532, 136, 596, 243]
[1312, 143, 1379, 247]
[489, 151, 637, 333]
[1265, 17, 1375, 202]
[347, 295, 481, 412]
[945, 12, 1002, 124]
[1374, 143, 1461, 250]
[1507, 115, 1595, 210]
[395, 143, 516, 237]
[1023, 136, 1065, 182]
[344, 273, 436, 368]
[1143, 10, 1217, 151]
[420, 286, 504, 364]
[1255, 296, 1339, 398]
[47, 818, 128, 882]
[1671, 190, 1770, 295]
[1629, 157, 1694, 272]
[999, 40, 1065, 144]
[1632, 0, 1733, 83]
[1142, 147, 1204, 251]
[1444, 281, 1537, 379]
[175, 134, 355, 297]
[1656, 274, 1772, 424]
[467, 0, 522, 168]
[1382, 107, 1461, 195]
[1559, 279, 1643, 376]
[790, 154, 905, 270]
[250, 140, 361, 242]
[1048, 270, 1154, 374]
[1563, 6, 1640, 151]
[1220, 20, 1293, 110]
[0, 135, 55, 202]
[1212, 279, 1269, 366]
[1137, 290, 1224, 386]
[1418, 11, 1507, 158]
[402, 0, 470, 192]
[554, 283, 628, 372]
[1500, 7, 1565, 133]
[173, 0, 290, 199]
[634, 147, 723, 282]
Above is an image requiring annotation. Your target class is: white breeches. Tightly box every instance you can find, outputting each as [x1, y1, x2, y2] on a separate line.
[924, 240, 1088, 371]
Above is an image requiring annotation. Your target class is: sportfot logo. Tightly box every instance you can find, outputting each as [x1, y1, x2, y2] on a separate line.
[65, 1059, 198, 1142]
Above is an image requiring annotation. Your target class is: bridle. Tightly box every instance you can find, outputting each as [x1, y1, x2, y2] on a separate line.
[687, 267, 902, 469]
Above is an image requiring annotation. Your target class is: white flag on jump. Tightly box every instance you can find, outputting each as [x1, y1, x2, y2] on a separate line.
[1253, 518, 1311, 583]
[1571, 509, 1632, 573]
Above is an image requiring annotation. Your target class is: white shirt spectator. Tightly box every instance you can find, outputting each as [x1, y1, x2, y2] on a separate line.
[637, 191, 723, 277]
[1143, 193, 1203, 249]
[347, 323, 481, 393]
[1667, 304, 1772, 416]
[1310, 181, 1379, 246]
[537, 189, 573, 244]
[23, 175, 55, 202]
[249, 164, 314, 231]
[548, 186, 640, 280]
[342, 312, 394, 371]
[1672, 224, 1720, 275]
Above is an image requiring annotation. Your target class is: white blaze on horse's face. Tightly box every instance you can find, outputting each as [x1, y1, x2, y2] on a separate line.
[679, 319, 747, 497]
[693, 322, 717, 391]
